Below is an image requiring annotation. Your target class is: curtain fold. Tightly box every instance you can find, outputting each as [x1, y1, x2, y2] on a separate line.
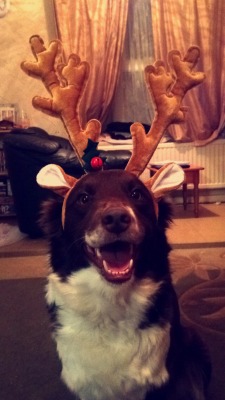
[150, 0, 225, 145]
[53, 0, 128, 129]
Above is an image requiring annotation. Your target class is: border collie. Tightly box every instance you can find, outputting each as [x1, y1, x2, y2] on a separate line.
[40, 169, 210, 400]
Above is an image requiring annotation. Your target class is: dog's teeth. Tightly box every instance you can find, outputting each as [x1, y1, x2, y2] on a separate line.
[87, 245, 96, 256]
[96, 248, 101, 258]
[102, 260, 111, 273]
[102, 259, 133, 277]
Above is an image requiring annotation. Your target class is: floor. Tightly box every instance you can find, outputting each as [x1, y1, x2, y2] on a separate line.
[167, 202, 225, 247]
[0, 203, 224, 280]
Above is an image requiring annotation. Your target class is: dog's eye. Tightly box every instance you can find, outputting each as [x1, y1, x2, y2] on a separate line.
[130, 189, 143, 200]
[77, 193, 90, 205]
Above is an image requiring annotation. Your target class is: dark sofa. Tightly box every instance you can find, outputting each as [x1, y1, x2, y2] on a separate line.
[3, 128, 131, 237]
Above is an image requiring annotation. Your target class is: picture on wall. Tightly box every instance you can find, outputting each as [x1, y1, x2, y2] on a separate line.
[0, 104, 16, 123]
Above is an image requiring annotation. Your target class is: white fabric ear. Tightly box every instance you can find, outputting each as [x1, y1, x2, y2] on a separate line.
[149, 163, 185, 199]
[36, 164, 77, 196]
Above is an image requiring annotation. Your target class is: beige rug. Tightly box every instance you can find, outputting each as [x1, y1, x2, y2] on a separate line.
[170, 247, 225, 283]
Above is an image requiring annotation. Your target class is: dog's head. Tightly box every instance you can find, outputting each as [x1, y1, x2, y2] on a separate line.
[63, 169, 157, 283]
[38, 166, 179, 282]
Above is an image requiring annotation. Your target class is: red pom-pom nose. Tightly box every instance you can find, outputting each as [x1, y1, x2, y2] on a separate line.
[90, 157, 103, 170]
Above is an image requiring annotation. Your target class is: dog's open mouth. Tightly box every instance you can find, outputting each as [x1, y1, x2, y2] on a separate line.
[87, 241, 134, 283]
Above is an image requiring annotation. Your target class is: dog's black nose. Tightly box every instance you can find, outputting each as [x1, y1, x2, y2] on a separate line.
[102, 208, 131, 233]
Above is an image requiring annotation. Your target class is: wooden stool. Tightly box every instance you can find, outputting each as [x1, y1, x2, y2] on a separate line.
[150, 164, 204, 217]
[182, 165, 204, 217]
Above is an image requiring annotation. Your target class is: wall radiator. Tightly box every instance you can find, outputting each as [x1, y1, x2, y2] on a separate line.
[100, 138, 225, 189]
[151, 138, 225, 189]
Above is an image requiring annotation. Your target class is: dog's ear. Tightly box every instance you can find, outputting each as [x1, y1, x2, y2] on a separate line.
[145, 163, 184, 200]
[37, 164, 79, 228]
[36, 164, 78, 197]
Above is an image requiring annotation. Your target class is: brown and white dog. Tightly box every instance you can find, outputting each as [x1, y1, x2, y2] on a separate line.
[38, 167, 211, 400]
[22, 36, 210, 399]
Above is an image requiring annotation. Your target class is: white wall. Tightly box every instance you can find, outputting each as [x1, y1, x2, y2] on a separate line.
[0, 0, 67, 137]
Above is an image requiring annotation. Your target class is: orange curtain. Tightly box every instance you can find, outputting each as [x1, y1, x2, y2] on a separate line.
[53, 0, 128, 129]
[151, 0, 225, 145]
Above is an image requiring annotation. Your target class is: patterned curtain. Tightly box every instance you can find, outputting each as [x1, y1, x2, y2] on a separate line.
[54, 0, 224, 143]
[53, 0, 128, 130]
[151, 0, 225, 144]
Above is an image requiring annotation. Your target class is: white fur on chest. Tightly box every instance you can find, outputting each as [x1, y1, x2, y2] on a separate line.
[46, 266, 170, 400]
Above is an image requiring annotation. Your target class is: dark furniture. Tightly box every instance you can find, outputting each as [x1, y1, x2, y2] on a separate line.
[0, 130, 17, 218]
[3, 128, 131, 237]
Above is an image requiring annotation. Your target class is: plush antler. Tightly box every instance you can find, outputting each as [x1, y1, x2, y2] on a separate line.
[24, 38, 204, 223]
[21, 35, 101, 165]
[125, 46, 205, 176]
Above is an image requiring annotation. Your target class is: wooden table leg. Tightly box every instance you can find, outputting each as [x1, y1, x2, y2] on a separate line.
[183, 183, 187, 210]
[193, 172, 200, 217]
[151, 165, 204, 217]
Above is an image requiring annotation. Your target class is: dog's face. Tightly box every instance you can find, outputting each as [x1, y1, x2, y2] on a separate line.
[41, 169, 171, 282]
[65, 169, 157, 283]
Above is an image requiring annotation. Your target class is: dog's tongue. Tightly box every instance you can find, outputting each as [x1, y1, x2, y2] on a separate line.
[95, 242, 134, 282]
[99, 242, 133, 278]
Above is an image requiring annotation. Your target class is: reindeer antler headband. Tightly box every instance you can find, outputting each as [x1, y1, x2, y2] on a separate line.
[21, 35, 101, 171]
[21, 35, 205, 225]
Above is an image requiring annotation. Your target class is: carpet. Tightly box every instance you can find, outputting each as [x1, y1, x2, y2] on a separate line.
[0, 249, 225, 400]
[0, 278, 75, 400]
